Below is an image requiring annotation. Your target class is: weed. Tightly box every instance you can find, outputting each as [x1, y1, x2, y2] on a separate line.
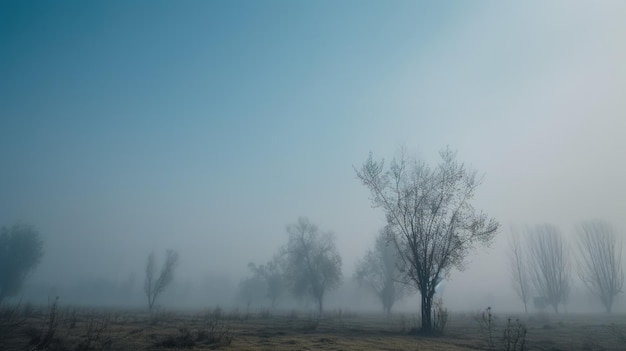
[502, 317, 527, 351]
[198, 317, 234, 347]
[432, 296, 449, 335]
[75, 313, 110, 351]
[474, 306, 527, 351]
[32, 296, 60, 350]
[0, 300, 26, 341]
[155, 325, 195, 349]
[474, 307, 495, 350]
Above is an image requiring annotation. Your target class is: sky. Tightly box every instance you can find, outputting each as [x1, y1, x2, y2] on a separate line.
[1, 1, 625, 310]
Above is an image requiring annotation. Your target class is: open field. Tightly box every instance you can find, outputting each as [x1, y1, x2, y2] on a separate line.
[1, 304, 626, 351]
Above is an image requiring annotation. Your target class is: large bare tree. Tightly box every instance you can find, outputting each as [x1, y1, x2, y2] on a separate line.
[526, 224, 570, 313]
[354, 227, 410, 315]
[356, 148, 499, 333]
[575, 221, 624, 313]
[144, 249, 179, 312]
[508, 228, 531, 313]
[282, 217, 342, 319]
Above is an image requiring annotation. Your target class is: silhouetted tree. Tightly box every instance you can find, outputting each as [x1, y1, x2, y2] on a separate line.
[508, 228, 531, 313]
[282, 217, 342, 318]
[0, 224, 44, 304]
[238, 270, 266, 311]
[144, 249, 179, 311]
[248, 254, 286, 309]
[526, 224, 570, 313]
[575, 221, 624, 313]
[356, 148, 499, 333]
[354, 227, 409, 315]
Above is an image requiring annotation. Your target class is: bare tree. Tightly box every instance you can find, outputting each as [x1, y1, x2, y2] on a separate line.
[508, 227, 531, 313]
[144, 249, 179, 312]
[356, 148, 499, 333]
[282, 217, 342, 318]
[354, 227, 410, 315]
[248, 254, 286, 309]
[238, 269, 266, 311]
[575, 221, 624, 313]
[526, 224, 570, 313]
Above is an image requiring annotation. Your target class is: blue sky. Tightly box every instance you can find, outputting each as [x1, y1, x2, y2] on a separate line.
[1, 1, 625, 307]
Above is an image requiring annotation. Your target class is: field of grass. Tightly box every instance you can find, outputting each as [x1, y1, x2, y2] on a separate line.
[1, 302, 625, 350]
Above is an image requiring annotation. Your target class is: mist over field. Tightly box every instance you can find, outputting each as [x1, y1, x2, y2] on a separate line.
[1, 0, 625, 318]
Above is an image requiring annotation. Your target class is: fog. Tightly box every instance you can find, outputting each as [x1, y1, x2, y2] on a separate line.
[1, 1, 625, 315]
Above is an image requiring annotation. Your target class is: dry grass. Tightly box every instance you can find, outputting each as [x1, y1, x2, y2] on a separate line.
[1, 304, 625, 350]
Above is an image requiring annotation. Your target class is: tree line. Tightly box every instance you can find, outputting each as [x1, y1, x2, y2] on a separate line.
[509, 221, 624, 314]
[2, 147, 624, 335]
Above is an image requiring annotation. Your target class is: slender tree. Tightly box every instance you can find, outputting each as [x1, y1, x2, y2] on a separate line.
[354, 227, 409, 315]
[508, 228, 531, 313]
[356, 148, 499, 333]
[575, 221, 624, 313]
[144, 249, 179, 312]
[526, 224, 570, 313]
[282, 217, 342, 319]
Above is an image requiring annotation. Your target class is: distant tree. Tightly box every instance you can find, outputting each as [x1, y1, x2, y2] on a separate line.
[238, 270, 266, 311]
[144, 249, 179, 312]
[575, 221, 624, 313]
[526, 224, 570, 313]
[248, 254, 286, 309]
[354, 227, 409, 315]
[356, 148, 499, 333]
[0, 224, 44, 304]
[508, 228, 531, 313]
[282, 217, 342, 318]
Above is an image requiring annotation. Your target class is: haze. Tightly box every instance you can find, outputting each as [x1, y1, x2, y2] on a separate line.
[1, 1, 625, 313]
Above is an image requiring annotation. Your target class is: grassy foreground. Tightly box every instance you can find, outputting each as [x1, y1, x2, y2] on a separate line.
[1, 303, 625, 350]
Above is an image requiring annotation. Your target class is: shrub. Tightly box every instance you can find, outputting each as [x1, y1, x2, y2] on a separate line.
[432, 297, 449, 335]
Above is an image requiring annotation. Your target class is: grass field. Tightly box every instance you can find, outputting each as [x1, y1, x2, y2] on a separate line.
[2, 303, 625, 350]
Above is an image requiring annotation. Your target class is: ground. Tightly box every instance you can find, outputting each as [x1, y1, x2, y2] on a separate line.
[1, 303, 625, 350]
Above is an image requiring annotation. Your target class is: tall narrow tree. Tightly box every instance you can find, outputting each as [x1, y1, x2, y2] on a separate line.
[575, 221, 624, 313]
[526, 224, 570, 313]
[509, 228, 531, 313]
[144, 249, 179, 312]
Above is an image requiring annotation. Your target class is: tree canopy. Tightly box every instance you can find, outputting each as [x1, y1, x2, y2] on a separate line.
[0, 224, 44, 303]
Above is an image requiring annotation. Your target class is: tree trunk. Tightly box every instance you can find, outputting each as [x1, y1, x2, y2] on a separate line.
[605, 296, 613, 314]
[148, 295, 154, 312]
[421, 292, 432, 333]
[317, 295, 323, 319]
[523, 302, 528, 314]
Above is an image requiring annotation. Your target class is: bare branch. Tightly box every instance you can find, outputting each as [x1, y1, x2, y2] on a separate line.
[575, 221, 624, 313]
